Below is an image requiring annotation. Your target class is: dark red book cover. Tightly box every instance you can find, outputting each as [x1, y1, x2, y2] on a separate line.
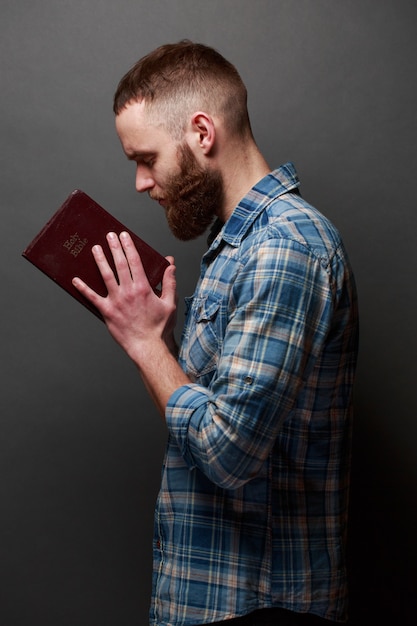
[22, 189, 170, 321]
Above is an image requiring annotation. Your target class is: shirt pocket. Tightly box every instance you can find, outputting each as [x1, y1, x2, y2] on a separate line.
[181, 294, 224, 380]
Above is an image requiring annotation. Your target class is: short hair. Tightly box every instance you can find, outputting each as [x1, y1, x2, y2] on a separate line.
[113, 40, 252, 140]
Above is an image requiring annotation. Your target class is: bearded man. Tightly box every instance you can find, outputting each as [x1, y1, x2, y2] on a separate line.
[73, 41, 359, 626]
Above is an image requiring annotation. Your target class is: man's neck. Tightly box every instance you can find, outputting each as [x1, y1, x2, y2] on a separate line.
[217, 141, 270, 222]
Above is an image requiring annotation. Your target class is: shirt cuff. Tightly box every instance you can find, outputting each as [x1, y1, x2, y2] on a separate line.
[165, 383, 212, 469]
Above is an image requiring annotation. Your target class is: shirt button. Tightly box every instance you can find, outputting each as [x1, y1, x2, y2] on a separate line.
[244, 376, 253, 385]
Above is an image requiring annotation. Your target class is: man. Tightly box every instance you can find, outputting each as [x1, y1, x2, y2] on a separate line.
[73, 41, 358, 626]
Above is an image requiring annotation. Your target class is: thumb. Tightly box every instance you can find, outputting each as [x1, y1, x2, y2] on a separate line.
[161, 262, 178, 304]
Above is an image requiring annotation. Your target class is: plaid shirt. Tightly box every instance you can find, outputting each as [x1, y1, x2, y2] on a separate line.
[150, 163, 359, 625]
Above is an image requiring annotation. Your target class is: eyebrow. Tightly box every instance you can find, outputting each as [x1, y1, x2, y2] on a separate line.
[126, 150, 155, 161]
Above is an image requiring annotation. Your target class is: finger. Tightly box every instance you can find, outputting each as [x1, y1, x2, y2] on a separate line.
[118, 231, 148, 283]
[160, 262, 177, 305]
[87, 244, 121, 294]
[72, 275, 105, 308]
[106, 232, 135, 284]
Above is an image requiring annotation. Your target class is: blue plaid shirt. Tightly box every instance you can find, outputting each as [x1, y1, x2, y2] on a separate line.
[150, 163, 359, 625]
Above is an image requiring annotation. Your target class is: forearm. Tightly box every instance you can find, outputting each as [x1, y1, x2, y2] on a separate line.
[132, 338, 190, 418]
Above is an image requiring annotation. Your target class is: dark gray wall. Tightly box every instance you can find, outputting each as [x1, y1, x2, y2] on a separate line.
[1, 1, 416, 624]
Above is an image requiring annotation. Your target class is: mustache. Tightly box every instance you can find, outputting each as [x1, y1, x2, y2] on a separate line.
[149, 192, 163, 202]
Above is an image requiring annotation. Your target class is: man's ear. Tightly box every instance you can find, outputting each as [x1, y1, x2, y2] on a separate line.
[190, 112, 216, 155]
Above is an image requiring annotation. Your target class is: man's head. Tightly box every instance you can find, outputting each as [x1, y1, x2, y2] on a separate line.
[113, 40, 252, 142]
[114, 41, 255, 240]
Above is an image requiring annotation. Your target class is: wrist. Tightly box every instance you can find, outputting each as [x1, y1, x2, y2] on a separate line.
[127, 336, 167, 369]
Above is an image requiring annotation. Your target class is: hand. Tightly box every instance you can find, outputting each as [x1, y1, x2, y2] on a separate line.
[72, 231, 178, 364]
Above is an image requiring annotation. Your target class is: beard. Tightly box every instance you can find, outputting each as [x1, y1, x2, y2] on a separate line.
[160, 142, 224, 241]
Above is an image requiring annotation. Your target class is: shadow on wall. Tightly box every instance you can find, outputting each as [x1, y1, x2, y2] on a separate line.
[348, 393, 417, 625]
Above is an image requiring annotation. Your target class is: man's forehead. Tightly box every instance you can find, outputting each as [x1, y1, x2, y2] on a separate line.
[115, 102, 169, 142]
[115, 99, 151, 130]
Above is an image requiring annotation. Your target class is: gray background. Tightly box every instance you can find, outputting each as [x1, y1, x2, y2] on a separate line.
[1, 1, 416, 624]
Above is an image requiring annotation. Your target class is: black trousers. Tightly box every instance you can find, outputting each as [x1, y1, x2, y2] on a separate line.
[206, 607, 340, 626]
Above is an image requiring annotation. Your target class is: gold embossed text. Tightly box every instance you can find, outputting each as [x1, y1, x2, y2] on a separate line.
[63, 233, 88, 257]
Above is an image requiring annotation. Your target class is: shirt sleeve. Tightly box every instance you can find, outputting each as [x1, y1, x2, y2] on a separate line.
[166, 236, 336, 489]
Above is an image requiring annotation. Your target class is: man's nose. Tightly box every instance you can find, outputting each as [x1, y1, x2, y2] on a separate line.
[135, 166, 154, 193]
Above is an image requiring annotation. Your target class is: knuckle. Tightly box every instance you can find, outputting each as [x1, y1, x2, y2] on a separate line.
[101, 266, 116, 281]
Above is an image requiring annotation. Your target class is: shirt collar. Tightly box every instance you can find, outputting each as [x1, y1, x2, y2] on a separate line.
[208, 162, 300, 252]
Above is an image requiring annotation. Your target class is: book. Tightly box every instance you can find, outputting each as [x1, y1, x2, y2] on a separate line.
[22, 189, 170, 321]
